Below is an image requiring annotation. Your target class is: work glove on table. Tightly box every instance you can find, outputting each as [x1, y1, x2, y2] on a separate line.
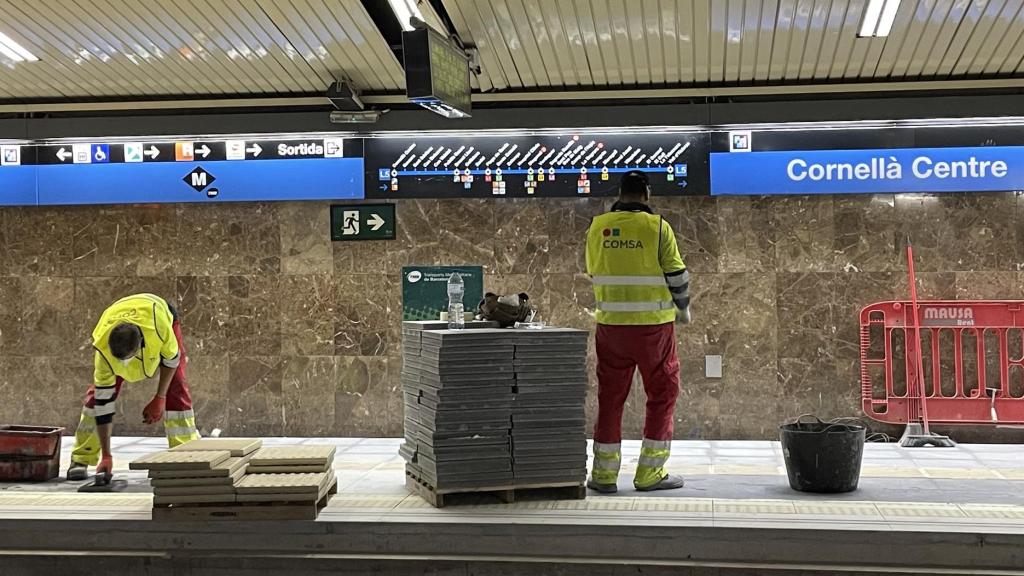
[676, 307, 692, 324]
[143, 395, 166, 424]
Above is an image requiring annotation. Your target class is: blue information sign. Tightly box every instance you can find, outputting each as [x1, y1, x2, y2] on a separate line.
[0, 166, 37, 205]
[32, 157, 363, 205]
[711, 146, 1024, 195]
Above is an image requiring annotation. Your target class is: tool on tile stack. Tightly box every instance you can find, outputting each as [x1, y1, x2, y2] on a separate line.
[402, 326, 515, 491]
[132, 439, 337, 520]
[400, 323, 589, 506]
[511, 328, 590, 486]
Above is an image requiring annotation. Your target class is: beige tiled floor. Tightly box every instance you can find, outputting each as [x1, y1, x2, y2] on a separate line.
[2, 437, 1024, 534]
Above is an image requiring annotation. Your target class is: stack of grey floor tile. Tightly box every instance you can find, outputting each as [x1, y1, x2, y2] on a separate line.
[401, 322, 588, 492]
[511, 328, 589, 486]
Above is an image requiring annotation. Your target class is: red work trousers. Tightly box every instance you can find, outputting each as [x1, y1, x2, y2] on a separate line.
[594, 322, 680, 444]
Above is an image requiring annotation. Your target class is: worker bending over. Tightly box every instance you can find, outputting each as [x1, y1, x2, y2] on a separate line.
[67, 293, 200, 481]
[585, 171, 690, 493]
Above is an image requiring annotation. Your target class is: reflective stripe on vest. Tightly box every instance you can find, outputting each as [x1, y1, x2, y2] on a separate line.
[591, 275, 667, 286]
[597, 301, 675, 312]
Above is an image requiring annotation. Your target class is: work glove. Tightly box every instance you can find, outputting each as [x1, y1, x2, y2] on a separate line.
[143, 395, 166, 425]
[676, 307, 692, 325]
[96, 454, 113, 478]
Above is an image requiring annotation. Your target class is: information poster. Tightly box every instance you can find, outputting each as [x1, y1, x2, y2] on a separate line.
[402, 265, 484, 321]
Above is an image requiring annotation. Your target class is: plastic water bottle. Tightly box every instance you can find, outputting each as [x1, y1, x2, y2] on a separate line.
[447, 273, 465, 330]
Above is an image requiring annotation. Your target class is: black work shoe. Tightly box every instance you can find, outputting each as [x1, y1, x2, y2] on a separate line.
[586, 479, 618, 494]
[67, 461, 89, 481]
[635, 474, 685, 492]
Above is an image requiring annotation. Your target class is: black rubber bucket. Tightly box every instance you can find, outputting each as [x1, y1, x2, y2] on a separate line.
[780, 416, 865, 493]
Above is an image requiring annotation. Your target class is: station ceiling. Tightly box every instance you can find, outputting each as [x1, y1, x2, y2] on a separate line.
[0, 0, 1022, 112]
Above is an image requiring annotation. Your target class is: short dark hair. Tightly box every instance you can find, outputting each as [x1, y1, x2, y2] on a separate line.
[619, 170, 650, 200]
[109, 324, 142, 360]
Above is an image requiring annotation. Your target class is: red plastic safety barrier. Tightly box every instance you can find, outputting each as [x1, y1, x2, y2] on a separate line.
[861, 300, 1024, 425]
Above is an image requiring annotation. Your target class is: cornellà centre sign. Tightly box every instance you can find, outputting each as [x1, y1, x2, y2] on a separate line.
[711, 146, 1024, 195]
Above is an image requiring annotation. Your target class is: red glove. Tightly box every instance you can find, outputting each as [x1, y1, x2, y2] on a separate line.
[96, 454, 113, 478]
[143, 395, 166, 424]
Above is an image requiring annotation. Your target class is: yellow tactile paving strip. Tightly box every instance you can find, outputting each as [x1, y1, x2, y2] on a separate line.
[248, 445, 336, 466]
[170, 438, 262, 456]
[129, 450, 231, 470]
[2, 491, 1024, 528]
[236, 472, 331, 494]
[148, 456, 249, 478]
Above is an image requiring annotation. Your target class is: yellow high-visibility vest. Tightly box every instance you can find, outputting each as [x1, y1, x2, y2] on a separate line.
[92, 293, 178, 386]
[586, 207, 685, 325]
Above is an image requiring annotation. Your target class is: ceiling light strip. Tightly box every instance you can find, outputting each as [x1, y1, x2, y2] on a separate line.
[859, 0, 900, 38]
[0, 31, 38, 61]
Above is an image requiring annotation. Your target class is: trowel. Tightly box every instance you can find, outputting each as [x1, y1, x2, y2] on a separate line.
[77, 471, 127, 493]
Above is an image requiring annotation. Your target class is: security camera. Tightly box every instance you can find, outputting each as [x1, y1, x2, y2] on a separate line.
[326, 80, 364, 111]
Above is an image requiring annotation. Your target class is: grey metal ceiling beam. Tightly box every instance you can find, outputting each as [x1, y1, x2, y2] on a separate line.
[3, 93, 1024, 140]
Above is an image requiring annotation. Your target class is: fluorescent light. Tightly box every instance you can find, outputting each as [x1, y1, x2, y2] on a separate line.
[0, 31, 37, 62]
[388, 0, 423, 32]
[858, 0, 900, 37]
[876, 0, 901, 36]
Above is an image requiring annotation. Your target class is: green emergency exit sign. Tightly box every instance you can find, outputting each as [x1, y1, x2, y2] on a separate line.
[330, 203, 396, 241]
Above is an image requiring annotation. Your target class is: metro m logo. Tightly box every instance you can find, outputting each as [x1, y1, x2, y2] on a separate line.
[183, 166, 216, 193]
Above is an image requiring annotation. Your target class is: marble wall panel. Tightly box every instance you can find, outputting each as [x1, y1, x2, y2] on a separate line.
[2, 191, 1022, 442]
[333, 356, 396, 437]
[279, 274, 337, 357]
[70, 205, 178, 278]
[282, 356, 340, 436]
[954, 271, 1024, 299]
[894, 193, 1016, 272]
[280, 203, 332, 275]
[776, 272, 837, 361]
[660, 196, 721, 274]
[681, 272, 777, 360]
[494, 200, 551, 274]
[773, 196, 836, 272]
[0, 207, 75, 276]
[2, 356, 91, 435]
[184, 354, 231, 437]
[717, 196, 777, 273]
[226, 275, 282, 357]
[229, 356, 284, 436]
[174, 276, 230, 356]
[177, 203, 280, 276]
[432, 199, 498, 272]
[777, 355, 860, 421]
[0, 277, 74, 357]
[708, 356, 781, 440]
[834, 195, 898, 272]
[385, 199, 441, 272]
[544, 198, 602, 274]
[333, 274, 395, 356]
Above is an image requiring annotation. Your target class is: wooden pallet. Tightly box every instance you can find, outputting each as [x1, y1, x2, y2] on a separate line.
[405, 472, 585, 508]
[151, 479, 338, 521]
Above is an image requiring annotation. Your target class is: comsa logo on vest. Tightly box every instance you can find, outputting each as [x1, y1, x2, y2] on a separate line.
[602, 228, 644, 249]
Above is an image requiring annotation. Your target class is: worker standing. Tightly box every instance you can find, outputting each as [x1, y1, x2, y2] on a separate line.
[66, 293, 200, 481]
[585, 171, 690, 493]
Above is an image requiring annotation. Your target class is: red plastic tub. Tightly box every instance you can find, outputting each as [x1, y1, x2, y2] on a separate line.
[0, 425, 64, 481]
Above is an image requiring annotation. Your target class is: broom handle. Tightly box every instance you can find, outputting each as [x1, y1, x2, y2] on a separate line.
[906, 240, 931, 434]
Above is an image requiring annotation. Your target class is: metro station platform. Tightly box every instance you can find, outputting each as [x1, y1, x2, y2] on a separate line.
[2, 437, 1024, 575]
